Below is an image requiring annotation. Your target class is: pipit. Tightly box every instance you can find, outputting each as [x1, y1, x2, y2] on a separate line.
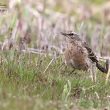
[61, 31, 109, 81]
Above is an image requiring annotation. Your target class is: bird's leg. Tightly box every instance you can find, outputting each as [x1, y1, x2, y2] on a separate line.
[60, 62, 68, 74]
[60, 62, 76, 75]
[69, 68, 75, 75]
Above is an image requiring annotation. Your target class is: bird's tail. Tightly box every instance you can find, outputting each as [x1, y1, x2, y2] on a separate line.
[85, 44, 109, 73]
[96, 59, 109, 73]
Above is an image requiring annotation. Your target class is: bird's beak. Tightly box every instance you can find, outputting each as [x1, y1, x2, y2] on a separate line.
[61, 32, 70, 38]
[61, 32, 67, 36]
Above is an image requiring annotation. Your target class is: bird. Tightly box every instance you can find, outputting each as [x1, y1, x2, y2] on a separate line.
[61, 31, 109, 75]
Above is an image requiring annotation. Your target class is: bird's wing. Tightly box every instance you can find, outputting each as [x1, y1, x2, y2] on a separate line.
[83, 42, 98, 63]
[83, 41, 109, 73]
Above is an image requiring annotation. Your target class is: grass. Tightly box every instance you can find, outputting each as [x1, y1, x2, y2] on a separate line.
[0, 0, 110, 109]
[0, 51, 109, 110]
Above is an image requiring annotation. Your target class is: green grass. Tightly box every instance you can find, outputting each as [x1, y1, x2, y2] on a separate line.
[0, 51, 110, 110]
[80, 0, 107, 5]
[0, 0, 110, 109]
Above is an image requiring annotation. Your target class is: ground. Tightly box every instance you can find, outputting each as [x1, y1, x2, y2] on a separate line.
[0, 0, 110, 110]
[0, 51, 110, 110]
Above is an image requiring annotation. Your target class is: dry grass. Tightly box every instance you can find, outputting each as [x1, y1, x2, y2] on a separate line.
[0, 0, 110, 110]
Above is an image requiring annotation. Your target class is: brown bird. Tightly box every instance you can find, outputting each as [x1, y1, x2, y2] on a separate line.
[61, 31, 109, 74]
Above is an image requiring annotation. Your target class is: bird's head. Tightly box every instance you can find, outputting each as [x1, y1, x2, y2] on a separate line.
[61, 31, 80, 41]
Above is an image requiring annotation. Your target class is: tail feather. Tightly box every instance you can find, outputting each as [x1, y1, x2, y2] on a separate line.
[83, 42, 109, 73]
[96, 59, 109, 73]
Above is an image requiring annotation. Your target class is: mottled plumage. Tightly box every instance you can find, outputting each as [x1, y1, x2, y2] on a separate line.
[61, 31, 108, 73]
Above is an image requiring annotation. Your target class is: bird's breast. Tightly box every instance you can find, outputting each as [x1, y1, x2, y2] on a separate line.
[64, 43, 91, 70]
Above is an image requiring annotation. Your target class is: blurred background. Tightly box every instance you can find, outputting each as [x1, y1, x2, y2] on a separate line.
[0, 0, 110, 57]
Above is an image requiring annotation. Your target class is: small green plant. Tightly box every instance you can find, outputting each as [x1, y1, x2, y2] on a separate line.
[62, 80, 71, 102]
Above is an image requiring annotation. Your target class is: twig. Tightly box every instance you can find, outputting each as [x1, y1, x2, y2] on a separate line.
[98, 56, 110, 61]
[26, 5, 40, 18]
[95, 91, 100, 99]
[21, 49, 52, 56]
[11, 19, 19, 40]
[43, 57, 55, 74]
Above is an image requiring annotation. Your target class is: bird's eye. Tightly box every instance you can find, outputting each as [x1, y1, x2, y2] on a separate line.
[68, 33, 74, 36]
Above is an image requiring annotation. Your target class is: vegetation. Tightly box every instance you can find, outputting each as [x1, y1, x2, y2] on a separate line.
[0, 0, 110, 110]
